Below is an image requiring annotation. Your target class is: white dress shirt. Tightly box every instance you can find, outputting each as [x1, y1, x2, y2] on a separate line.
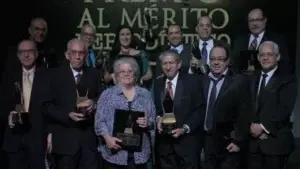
[257, 66, 278, 134]
[198, 39, 214, 65]
[71, 66, 83, 81]
[165, 73, 179, 97]
[248, 31, 265, 50]
[170, 44, 184, 54]
[22, 67, 35, 112]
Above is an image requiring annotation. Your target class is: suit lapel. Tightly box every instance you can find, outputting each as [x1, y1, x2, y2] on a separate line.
[215, 75, 233, 103]
[203, 76, 210, 102]
[28, 68, 42, 112]
[174, 74, 183, 114]
[159, 76, 166, 109]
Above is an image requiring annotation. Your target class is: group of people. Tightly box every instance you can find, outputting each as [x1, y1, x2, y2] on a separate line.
[0, 7, 297, 169]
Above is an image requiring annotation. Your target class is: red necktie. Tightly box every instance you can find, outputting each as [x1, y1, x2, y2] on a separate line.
[167, 81, 174, 100]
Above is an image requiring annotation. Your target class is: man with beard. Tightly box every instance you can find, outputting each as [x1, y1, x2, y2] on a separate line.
[232, 8, 291, 74]
[156, 24, 193, 76]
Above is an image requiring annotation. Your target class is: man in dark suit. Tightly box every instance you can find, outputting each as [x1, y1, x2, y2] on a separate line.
[247, 41, 297, 169]
[43, 39, 102, 169]
[79, 24, 97, 68]
[155, 24, 193, 76]
[200, 43, 250, 169]
[154, 50, 206, 169]
[232, 8, 291, 74]
[192, 16, 227, 75]
[1, 39, 50, 169]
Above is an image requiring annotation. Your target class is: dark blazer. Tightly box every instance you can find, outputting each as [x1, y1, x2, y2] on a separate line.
[2, 67, 50, 153]
[192, 38, 227, 60]
[154, 73, 206, 145]
[199, 71, 250, 155]
[43, 66, 102, 155]
[155, 44, 193, 76]
[248, 69, 297, 155]
[232, 31, 291, 74]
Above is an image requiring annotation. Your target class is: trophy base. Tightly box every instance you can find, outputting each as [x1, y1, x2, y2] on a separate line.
[162, 123, 176, 135]
[116, 133, 141, 147]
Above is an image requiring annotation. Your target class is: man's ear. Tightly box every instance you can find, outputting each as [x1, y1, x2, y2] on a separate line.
[65, 51, 69, 60]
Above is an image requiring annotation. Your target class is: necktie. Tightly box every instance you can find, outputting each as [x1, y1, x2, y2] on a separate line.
[249, 36, 258, 50]
[23, 72, 32, 112]
[205, 75, 224, 131]
[167, 81, 174, 100]
[201, 42, 208, 62]
[258, 73, 268, 98]
[76, 73, 82, 84]
[86, 49, 96, 67]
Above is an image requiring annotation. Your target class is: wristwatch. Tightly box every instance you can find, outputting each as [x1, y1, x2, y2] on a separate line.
[183, 124, 190, 134]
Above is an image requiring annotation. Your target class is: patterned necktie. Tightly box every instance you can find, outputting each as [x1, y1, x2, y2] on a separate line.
[167, 81, 174, 100]
[23, 72, 32, 112]
[205, 75, 224, 131]
[76, 73, 82, 84]
[201, 42, 208, 62]
[249, 36, 258, 50]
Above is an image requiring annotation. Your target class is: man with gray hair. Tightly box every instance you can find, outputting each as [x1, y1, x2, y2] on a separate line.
[43, 38, 102, 169]
[154, 50, 206, 169]
[247, 41, 297, 169]
[80, 24, 97, 68]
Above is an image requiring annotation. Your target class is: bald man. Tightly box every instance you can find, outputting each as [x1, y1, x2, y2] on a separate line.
[232, 8, 291, 74]
[43, 39, 102, 169]
[1, 39, 50, 169]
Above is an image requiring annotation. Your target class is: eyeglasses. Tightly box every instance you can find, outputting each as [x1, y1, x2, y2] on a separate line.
[248, 18, 265, 23]
[68, 50, 86, 56]
[119, 70, 134, 75]
[17, 49, 37, 55]
[81, 32, 95, 37]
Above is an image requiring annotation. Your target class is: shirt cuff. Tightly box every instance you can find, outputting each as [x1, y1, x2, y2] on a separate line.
[260, 124, 270, 134]
[156, 116, 161, 123]
[183, 124, 190, 134]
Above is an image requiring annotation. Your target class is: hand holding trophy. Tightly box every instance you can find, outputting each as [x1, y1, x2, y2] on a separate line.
[161, 89, 177, 135]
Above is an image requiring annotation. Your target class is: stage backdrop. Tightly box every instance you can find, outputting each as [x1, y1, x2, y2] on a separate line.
[27, 0, 296, 63]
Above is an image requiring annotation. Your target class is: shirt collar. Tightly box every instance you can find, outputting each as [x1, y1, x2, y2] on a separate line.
[114, 84, 143, 97]
[251, 31, 265, 39]
[199, 39, 213, 46]
[208, 68, 228, 80]
[22, 66, 35, 74]
[70, 65, 83, 77]
[170, 44, 183, 53]
[166, 72, 179, 85]
[261, 66, 277, 77]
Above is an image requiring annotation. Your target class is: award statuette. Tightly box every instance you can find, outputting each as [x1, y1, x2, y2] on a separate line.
[76, 89, 89, 116]
[113, 109, 144, 151]
[241, 50, 259, 75]
[161, 91, 176, 135]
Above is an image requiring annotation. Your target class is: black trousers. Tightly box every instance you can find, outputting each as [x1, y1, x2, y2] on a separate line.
[103, 160, 147, 169]
[247, 151, 288, 169]
[7, 145, 46, 169]
[53, 145, 98, 169]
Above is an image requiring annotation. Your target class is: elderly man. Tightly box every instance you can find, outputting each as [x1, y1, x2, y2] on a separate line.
[247, 41, 297, 169]
[154, 50, 206, 169]
[43, 39, 102, 169]
[232, 8, 291, 74]
[1, 39, 50, 169]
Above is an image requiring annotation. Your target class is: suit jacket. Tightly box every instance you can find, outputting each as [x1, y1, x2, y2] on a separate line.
[199, 71, 250, 155]
[43, 66, 102, 155]
[248, 69, 297, 155]
[154, 73, 206, 153]
[232, 31, 291, 74]
[2, 67, 50, 153]
[155, 44, 193, 76]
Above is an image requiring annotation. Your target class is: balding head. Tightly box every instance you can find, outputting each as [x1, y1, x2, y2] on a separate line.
[28, 17, 47, 43]
[196, 16, 212, 40]
[17, 39, 38, 69]
[66, 39, 87, 69]
[80, 24, 96, 48]
[248, 8, 267, 35]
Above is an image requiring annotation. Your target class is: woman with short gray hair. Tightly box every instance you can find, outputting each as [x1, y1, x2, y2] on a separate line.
[95, 57, 155, 169]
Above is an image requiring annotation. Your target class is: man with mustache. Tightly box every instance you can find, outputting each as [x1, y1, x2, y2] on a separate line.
[232, 8, 291, 74]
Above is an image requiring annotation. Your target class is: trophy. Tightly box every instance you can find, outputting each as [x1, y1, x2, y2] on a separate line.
[13, 82, 26, 124]
[161, 91, 176, 135]
[241, 50, 258, 75]
[113, 109, 144, 151]
[76, 89, 89, 116]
